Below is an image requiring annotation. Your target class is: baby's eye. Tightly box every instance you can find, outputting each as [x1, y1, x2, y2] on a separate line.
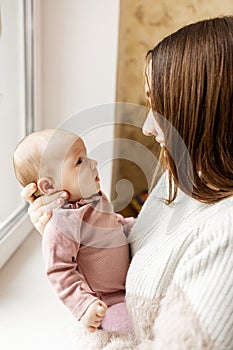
[76, 158, 83, 165]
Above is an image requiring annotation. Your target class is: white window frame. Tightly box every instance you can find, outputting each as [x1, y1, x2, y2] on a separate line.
[0, 0, 34, 269]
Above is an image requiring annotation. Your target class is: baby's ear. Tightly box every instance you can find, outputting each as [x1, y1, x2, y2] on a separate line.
[37, 177, 56, 195]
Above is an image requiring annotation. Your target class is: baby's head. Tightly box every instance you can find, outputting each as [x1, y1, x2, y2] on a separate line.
[13, 129, 100, 201]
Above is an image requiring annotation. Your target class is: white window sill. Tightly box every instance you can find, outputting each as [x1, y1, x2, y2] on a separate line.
[0, 230, 74, 350]
[0, 210, 34, 269]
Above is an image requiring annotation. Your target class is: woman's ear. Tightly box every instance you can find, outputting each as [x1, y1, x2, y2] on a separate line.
[37, 177, 56, 195]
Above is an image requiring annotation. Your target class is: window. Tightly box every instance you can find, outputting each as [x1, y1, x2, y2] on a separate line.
[0, 0, 34, 267]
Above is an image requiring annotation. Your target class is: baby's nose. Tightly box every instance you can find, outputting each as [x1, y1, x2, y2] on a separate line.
[89, 158, 98, 169]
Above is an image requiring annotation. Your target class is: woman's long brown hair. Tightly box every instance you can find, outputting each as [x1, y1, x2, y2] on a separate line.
[146, 16, 233, 204]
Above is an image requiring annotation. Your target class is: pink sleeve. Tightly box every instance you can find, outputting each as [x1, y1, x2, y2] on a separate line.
[42, 219, 98, 321]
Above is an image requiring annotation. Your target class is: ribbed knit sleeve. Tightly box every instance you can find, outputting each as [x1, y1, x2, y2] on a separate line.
[42, 211, 98, 321]
[151, 208, 233, 350]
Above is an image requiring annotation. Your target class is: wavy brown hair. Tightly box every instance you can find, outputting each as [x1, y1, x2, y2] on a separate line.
[146, 16, 233, 204]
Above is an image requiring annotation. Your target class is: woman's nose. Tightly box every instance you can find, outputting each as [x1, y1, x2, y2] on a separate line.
[142, 110, 156, 136]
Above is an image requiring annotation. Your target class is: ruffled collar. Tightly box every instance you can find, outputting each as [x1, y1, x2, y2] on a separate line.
[62, 191, 102, 209]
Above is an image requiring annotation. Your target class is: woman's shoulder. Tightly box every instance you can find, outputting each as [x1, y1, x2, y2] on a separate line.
[203, 197, 233, 239]
[174, 197, 233, 272]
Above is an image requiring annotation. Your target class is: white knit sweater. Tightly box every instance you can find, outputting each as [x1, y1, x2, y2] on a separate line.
[125, 173, 233, 349]
[71, 173, 233, 350]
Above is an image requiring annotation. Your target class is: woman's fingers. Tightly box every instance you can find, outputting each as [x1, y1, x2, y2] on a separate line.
[21, 182, 69, 235]
[21, 183, 37, 203]
[34, 211, 52, 235]
[29, 191, 68, 212]
[27, 191, 69, 235]
[29, 206, 49, 224]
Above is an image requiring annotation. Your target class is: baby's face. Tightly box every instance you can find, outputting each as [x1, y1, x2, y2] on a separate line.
[61, 136, 101, 202]
[42, 132, 101, 201]
[61, 138, 100, 201]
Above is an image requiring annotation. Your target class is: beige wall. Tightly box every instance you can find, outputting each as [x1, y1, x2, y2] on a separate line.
[35, 0, 120, 128]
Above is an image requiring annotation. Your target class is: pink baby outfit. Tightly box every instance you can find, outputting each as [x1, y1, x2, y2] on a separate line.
[42, 192, 132, 333]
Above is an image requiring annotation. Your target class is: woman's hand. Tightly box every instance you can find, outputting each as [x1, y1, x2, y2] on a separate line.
[21, 183, 69, 235]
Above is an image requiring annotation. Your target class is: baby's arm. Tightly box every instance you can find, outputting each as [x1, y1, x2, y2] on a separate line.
[42, 211, 102, 327]
[81, 299, 107, 332]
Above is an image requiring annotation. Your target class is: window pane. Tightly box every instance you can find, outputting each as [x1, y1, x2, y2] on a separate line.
[0, 0, 30, 237]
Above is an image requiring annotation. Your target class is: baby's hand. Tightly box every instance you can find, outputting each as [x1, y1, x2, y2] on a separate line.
[81, 300, 107, 333]
[115, 213, 136, 236]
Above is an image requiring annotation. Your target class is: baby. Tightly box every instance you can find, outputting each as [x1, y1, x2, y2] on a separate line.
[13, 128, 134, 334]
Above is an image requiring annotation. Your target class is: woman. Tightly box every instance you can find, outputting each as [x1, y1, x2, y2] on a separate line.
[22, 17, 233, 349]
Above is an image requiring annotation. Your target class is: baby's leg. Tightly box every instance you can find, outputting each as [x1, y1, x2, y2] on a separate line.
[101, 301, 133, 334]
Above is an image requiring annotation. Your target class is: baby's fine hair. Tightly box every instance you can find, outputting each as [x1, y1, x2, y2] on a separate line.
[13, 129, 56, 187]
[13, 128, 76, 188]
